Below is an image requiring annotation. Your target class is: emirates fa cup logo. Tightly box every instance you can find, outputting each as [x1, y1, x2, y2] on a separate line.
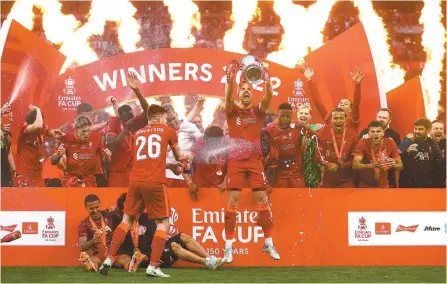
[292, 78, 304, 96]
[63, 77, 76, 95]
[46, 217, 55, 229]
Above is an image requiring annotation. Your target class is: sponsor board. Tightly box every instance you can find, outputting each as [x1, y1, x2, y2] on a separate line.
[348, 212, 447, 246]
[0, 211, 65, 246]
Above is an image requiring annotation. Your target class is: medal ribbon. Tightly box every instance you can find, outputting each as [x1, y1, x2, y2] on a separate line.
[369, 140, 386, 181]
[89, 215, 106, 247]
[330, 127, 346, 163]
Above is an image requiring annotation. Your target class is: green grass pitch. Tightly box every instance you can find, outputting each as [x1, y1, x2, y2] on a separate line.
[1, 266, 446, 283]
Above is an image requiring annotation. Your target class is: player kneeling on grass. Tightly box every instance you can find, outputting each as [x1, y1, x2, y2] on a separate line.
[78, 194, 130, 272]
[99, 105, 204, 278]
[111, 193, 226, 272]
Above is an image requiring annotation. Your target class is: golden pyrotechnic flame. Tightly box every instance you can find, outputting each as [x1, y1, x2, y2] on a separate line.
[4, 0, 35, 30]
[171, 95, 187, 120]
[201, 97, 221, 128]
[419, 0, 446, 120]
[164, 0, 201, 48]
[60, 0, 142, 73]
[267, 0, 337, 68]
[224, 0, 258, 54]
[353, 0, 405, 93]
[6, 0, 141, 73]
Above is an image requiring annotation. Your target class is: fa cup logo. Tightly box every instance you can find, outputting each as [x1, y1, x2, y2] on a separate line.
[292, 79, 304, 96]
[63, 77, 76, 95]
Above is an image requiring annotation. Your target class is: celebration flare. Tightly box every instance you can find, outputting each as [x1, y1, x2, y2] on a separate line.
[267, 0, 337, 67]
[164, 0, 201, 48]
[419, 0, 446, 120]
[224, 0, 258, 54]
[353, 0, 406, 93]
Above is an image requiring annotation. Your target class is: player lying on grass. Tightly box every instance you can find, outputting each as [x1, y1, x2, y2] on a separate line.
[109, 193, 226, 272]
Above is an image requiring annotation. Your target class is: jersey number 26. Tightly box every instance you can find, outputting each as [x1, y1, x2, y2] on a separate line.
[136, 134, 161, 160]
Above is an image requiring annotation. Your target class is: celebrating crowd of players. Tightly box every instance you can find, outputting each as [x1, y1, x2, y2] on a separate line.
[1, 61, 446, 277]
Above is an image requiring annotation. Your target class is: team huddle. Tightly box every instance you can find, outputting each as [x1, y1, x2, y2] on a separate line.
[1, 58, 445, 277]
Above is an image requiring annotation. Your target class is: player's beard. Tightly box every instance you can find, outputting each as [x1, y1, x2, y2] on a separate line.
[414, 133, 426, 140]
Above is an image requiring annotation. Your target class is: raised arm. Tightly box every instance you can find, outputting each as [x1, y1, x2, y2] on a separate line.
[25, 105, 43, 133]
[106, 96, 120, 117]
[186, 96, 205, 122]
[127, 71, 149, 115]
[259, 63, 273, 113]
[224, 61, 238, 114]
[350, 67, 364, 123]
[303, 66, 329, 120]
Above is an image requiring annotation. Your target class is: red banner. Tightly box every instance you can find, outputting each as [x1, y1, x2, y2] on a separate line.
[0, 20, 66, 142]
[40, 23, 382, 131]
[387, 76, 426, 136]
[1, 188, 445, 267]
[304, 23, 381, 130]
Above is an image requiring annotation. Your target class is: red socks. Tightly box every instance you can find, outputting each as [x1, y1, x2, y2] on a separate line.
[225, 205, 238, 239]
[256, 203, 273, 238]
[107, 222, 130, 259]
[149, 230, 168, 268]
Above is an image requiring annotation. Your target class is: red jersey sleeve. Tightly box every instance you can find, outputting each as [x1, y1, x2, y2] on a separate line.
[307, 79, 330, 123]
[78, 219, 89, 239]
[351, 83, 361, 124]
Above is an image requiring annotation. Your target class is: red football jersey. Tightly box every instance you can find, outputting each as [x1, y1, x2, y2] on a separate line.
[16, 124, 50, 177]
[129, 123, 178, 183]
[108, 133, 133, 172]
[78, 211, 114, 246]
[317, 126, 358, 186]
[191, 137, 227, 187]
[107, 113, 147, 172]
[226, 103, 266, 160]
[354, 138, 400, 187]
[264, 123, 303, 176]
[61, 132, 104, 177]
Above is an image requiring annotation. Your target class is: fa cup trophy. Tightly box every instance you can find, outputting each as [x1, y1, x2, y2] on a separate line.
[239, 55, 267, 85]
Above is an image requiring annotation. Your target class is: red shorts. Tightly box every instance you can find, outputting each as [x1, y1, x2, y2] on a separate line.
[274, 171, 305, 188]
[226, 159, 267, 190]
[124, 181, 170, 219]
[108, 170, 130, 187]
